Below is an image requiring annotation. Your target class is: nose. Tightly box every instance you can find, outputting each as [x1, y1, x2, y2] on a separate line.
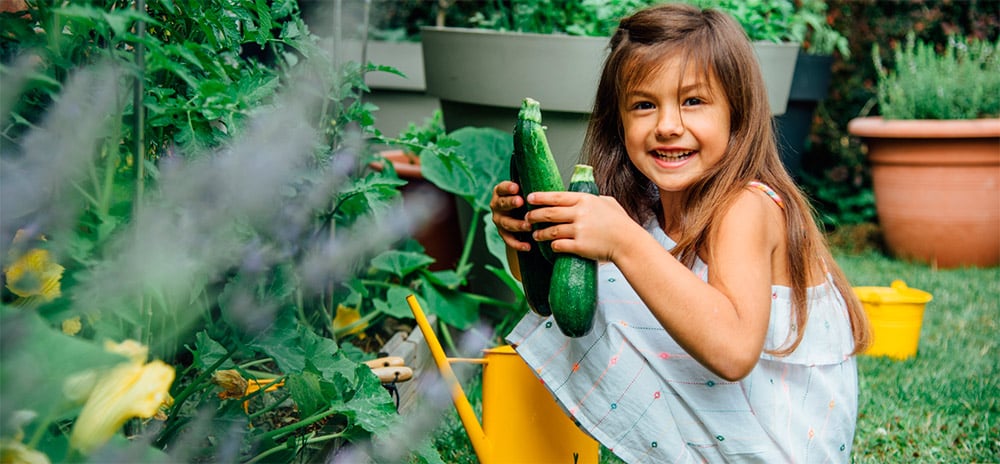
[655, 106, 684, 139]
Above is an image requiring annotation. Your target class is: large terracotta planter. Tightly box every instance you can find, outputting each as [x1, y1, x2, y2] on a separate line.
[369, 150, 463, 271]
[847, 117, 1000, 268]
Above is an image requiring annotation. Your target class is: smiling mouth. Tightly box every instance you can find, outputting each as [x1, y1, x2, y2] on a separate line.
[653, 150, 695, 161]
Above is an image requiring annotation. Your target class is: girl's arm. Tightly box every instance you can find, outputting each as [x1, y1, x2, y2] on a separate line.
[526, 189, 784, 381]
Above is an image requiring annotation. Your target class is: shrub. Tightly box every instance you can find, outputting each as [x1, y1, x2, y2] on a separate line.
[874, 33, 1000, 120]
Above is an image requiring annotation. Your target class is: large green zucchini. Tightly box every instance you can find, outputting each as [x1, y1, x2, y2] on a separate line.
[509, 160, 553, 316]
[511, 97, 564, 263]
[509, 97, 564, 315]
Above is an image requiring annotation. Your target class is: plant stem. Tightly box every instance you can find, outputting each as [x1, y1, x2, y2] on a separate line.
[439, 318, 459, 355]
[257, 405, 338, 442]
[461, 292, 520, 311]
[156, 350, 233, 447]
[456, 208, 482, 274]
[245, 429, 347, 464]
[238, 358, 275, 370]
[133, 0, 146, 217]
[246, 393, 292, 421]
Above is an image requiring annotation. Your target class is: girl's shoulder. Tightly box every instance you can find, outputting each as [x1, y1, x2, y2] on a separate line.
[717, 182, 787, 232]
[708, 181, 791, 282]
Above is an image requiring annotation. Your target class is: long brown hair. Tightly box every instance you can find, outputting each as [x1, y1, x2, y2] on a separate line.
[583, 3, 870, 355]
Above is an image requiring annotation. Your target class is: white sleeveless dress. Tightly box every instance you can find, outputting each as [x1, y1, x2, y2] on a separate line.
[507, 223, 858, 463]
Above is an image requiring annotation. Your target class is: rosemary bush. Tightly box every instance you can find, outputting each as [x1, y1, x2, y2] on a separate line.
[874, 33, 1000, 120]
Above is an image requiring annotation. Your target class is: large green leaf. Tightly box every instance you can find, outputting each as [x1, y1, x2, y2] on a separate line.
[370, 250, 435, 278]
[285, 370, 327, 417]
[421, 127, 513, 211]
[191, 331, 231, 369]
[482, 210, 511, 270]
[250, 310, 356, 382]
[341, 364, 398, 433]
[373, 285, 426, 320]
[420, 281, 479, 329]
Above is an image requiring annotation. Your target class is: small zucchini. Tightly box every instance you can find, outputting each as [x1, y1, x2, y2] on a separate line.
[549, 164, 599, 338]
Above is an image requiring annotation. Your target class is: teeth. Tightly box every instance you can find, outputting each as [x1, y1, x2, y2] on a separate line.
[653, 150, 693, 160]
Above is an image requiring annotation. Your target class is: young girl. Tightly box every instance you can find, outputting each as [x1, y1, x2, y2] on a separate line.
[491, 3, 870, 463]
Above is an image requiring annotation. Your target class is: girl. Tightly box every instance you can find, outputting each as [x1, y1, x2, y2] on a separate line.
[490, 3, 870, 463]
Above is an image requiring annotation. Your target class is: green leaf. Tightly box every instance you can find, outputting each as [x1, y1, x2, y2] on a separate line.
[420, 282, 479, 329]
[419, 146, 476, 202]
[250, 310, 355, 382]
[370, 250, 435, 277]
[286, 370, 327, 417]
[485, 264, 523, 299]
[481, 210, 510, 268]
[342, 364, 397, 433]
[157, 0, 177, 14]
[445, 127, 514, 211]
[335, 174, 406, 224]
[373, 285, 423, 319]
[191, 331, 231, 369]
[254, 0, 274, 45]
[421, 269, 465, 290]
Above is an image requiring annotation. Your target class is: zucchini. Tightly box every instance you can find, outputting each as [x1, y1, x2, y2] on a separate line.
[549, 164, 599, 338]
[509, 160, 553, 316]
[511, 97, 564, 263]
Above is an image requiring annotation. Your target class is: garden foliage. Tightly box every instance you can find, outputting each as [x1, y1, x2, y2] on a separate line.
[873, 33, 999, 120]
[1, 1, 521, 462]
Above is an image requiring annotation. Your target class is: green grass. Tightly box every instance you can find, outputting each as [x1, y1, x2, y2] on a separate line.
[430, 249, 1000, 463]
[839, 251, 999, 463]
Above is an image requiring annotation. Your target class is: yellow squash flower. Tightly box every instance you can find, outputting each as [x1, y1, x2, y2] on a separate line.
[4, 248, 64, 302]
[332, 304, 367, 338]
[212, 369, 284, 413]
[0, 439, 50, 464]
[61, 316, 82, 336]
[68, 340, 175, 454]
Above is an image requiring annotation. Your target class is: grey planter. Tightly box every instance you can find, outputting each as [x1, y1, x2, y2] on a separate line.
[421, 27, 799, 182]
[421, 27, 609, 183]
[774, 52, 835, 179]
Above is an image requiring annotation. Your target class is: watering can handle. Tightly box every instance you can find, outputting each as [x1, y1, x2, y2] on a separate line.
[405, 294, 492, 462]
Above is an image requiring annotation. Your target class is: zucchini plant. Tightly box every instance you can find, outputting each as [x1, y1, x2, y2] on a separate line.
[0, 1, 451, 462]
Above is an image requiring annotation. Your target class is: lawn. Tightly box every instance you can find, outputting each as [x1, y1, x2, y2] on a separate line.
[431, 248, 1000, 463]
[840, 251, 999, 463]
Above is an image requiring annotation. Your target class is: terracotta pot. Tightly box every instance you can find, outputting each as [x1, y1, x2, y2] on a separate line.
[369, 150, 463, 271]
[848, 117, 1000, 268]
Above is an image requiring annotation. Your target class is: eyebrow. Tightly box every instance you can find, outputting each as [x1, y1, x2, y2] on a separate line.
[626, 80, 711, 98]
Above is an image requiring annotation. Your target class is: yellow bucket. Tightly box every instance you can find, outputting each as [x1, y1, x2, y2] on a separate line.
[853, 280, 933, 360]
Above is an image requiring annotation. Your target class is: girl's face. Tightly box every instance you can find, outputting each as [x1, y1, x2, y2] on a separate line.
[620, 56, 731, 196]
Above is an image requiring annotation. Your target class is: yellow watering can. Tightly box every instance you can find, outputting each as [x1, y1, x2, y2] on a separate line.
[406, 295, 599, 464]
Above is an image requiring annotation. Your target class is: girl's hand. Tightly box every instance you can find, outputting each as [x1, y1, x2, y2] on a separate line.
[524, 191, 640, 262]
[490, 181, 532, 252]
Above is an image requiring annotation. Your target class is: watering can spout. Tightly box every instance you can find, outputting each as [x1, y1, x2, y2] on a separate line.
[406, 294, 599, 464]
[406, 295, 492, 460]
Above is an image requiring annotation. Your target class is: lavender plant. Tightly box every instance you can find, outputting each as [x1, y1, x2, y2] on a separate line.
[1, 1, 521, 462]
